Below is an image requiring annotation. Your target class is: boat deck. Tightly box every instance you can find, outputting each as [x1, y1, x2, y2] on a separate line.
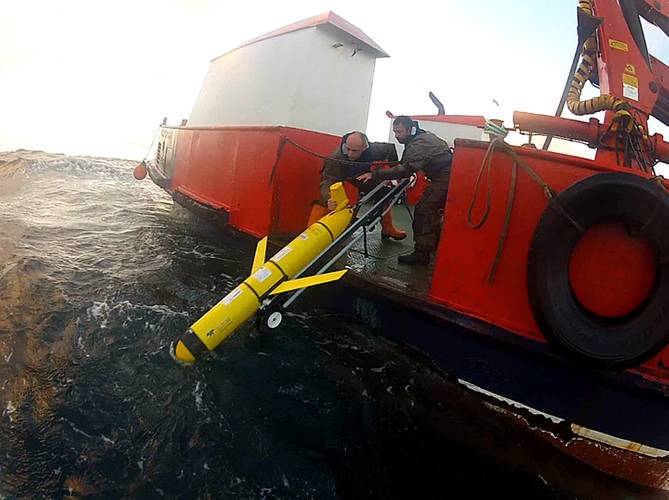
[342, 204, 435, 301]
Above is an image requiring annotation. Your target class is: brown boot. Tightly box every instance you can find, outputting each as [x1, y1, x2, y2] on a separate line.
[307, 203, 330, 226]
[380, 211, 407, 240]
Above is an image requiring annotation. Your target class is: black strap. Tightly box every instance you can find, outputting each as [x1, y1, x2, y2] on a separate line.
[180, 328, 208, 358]
[314, 221, 335, 241]
[240, 281, 261, 303]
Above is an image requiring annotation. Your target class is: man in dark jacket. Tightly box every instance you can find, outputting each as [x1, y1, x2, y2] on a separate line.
[357, 116, 452, 264]
[316, 131, 406, 240]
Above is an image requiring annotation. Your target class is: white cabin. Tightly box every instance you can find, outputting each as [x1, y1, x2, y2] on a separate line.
[188, 12, 388, 136]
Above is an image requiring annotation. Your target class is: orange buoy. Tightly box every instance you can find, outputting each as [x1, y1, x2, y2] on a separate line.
[133, 161, 147, 180]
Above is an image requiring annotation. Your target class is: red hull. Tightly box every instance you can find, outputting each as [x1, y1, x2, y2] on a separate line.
[430, 139, 669, 378]
[154, 125, 341, 237]
[148, 126, 669, 491]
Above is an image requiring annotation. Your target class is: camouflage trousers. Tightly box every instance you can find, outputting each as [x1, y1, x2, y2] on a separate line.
[413, 172, 451, 253]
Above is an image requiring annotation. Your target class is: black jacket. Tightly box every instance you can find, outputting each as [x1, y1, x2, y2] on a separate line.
[320, 142, 398, 203]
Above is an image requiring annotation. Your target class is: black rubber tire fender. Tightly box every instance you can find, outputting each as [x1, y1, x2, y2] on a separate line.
[527, 172, 669, 368]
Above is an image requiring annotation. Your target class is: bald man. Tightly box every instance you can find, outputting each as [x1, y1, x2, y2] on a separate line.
[315, 131, 406, 240]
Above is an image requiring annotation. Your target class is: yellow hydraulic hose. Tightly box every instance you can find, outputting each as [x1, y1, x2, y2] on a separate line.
[566, 0, 630, 116]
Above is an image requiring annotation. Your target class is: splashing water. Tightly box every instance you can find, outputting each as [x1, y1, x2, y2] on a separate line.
[0, 150, 563, 498]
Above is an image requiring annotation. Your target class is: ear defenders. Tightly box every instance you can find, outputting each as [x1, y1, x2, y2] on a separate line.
[410, 121, 419, 136]
[341, 131, 370, 156]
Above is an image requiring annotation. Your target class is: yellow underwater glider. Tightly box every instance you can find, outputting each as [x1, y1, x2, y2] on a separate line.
[173, 182, 352, 363]
[171, 177, 412, 364]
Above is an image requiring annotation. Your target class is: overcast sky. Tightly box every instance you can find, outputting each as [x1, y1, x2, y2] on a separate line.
[3, 0, 669, 174]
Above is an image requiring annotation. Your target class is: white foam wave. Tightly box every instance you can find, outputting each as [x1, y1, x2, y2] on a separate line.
[86, 300, 188, 330]
[28, 156, 135, 180]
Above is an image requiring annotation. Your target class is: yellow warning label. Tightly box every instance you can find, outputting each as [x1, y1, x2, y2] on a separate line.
[623, 74, 639, 87]
[624, 63, 636, 75]
[609, 39, 629, 52]
[623, 73, 639, 101]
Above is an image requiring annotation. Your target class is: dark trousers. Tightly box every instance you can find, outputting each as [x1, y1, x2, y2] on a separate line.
[413, 172, 450, 252]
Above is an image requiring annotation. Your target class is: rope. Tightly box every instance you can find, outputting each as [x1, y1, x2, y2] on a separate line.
[467, 138, 500, 230]
[483, 120, 508, 139]
[505, 146, 586, 234]
[142, 128, 160, 163]
[283, 137, 400, 167]
[467, 139, 584, 284]
[282, 137, 450, 169]
[268, 137, 287, 183]
[650, 175, 668, 192]
[490, 154, 517, 283]
[466, 124, 510, 230]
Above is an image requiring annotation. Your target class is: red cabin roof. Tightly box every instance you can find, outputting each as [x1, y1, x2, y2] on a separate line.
[213, 11, 389, 61]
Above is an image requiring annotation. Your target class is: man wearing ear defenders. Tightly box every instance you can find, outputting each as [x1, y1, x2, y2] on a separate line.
[314, 131, 407, 240]
[357, 116, 452, 265]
